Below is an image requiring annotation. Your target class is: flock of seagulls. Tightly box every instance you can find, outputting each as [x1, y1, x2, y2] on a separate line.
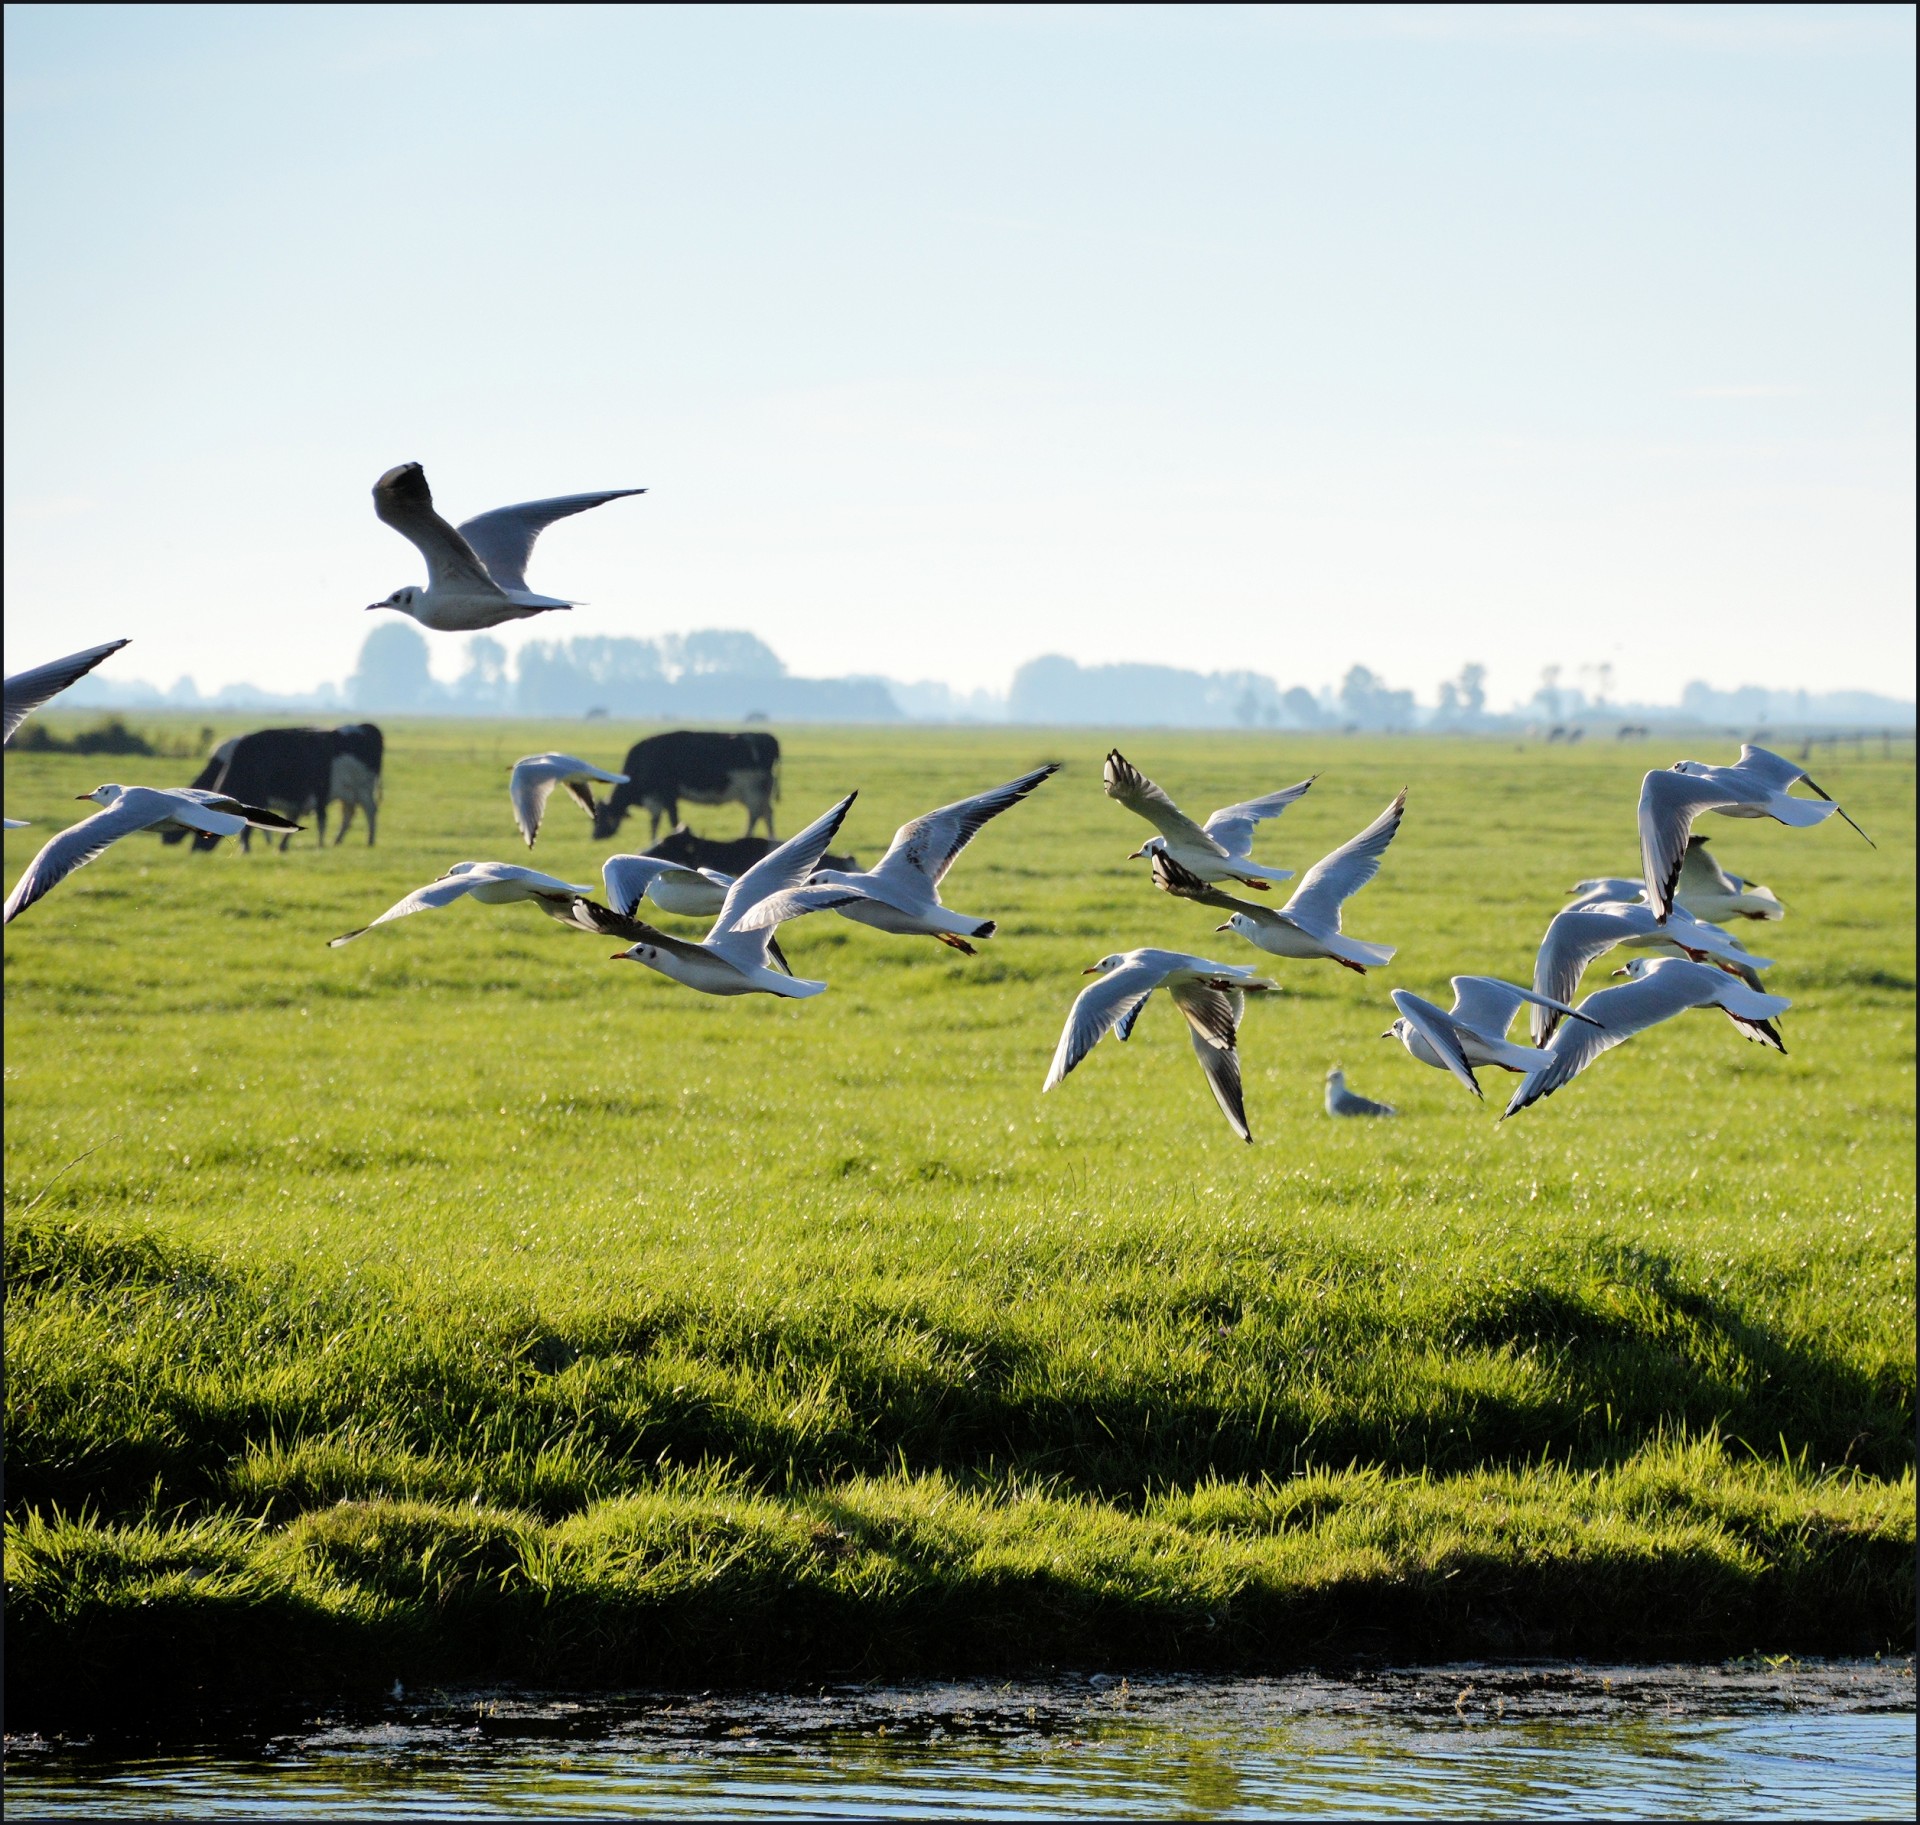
[2, 472, 1879, 1146]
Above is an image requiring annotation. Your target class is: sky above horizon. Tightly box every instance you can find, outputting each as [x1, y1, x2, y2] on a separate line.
[5, 3, 1914, 709]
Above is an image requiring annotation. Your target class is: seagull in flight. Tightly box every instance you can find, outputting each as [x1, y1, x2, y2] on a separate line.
[1638, 745, 1870, 921]
[367, 463, 645, 631]
[1673, 838, 1785, 924]
[4, 640, 130, 745]
[509, 753, 630, 848]
[4, 785, 300, 925]
[1043, 949, 1278, 1142]
[328, 861, 596, 946]
[1152, 790, 1407, 972]
[1383, 976, 1597, 1101]
[580, 793, 857, 998]
[732, 763, 1059, 954]
[1502, 957, 1791, 1120]
[1102, 751, 1315, 888]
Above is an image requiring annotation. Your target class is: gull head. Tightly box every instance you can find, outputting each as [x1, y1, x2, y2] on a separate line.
[1610, 957, 1656, 981]
[1326, 1066, 1344, 1084]
[367, 585, 422, 615]
[1127, 835, 1166, 862]
[613, 943, 657, 965]
[1381, 1019, 1406, 1041]
[1083, 953, 1127, 975]
[1216, 912, 1256, 939]
[78, 784, 127, 805]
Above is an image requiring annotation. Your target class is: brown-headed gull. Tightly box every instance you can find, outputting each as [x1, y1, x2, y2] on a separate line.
[1043, 948, 1277, 1143]
[1638, 745, 1870, 921]
[328, 861, 595, 946]
[367, 463, 645, 631]
[573, 792, 856, 998]
[4, 640, 130, 745]
[1384, 976, 1598, 1101]
[731, 763, 1059, 955]
[1103, 750, 1315, 887]
[4, 785, 299, 925]
[1530, 897, 1772, 1043]
[1152, 790, 1406, 972]
[1324, 1068, 1395, 1116]
[509, 753, 631, 848]
[1503, 956, 1791, 1120]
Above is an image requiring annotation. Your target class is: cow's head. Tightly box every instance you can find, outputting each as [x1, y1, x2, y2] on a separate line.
[590, 798, 627, 842]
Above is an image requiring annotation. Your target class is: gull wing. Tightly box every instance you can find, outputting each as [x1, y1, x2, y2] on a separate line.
[1151, 851, 1264, 915]
[372, 463, 501, 596]
[733, 883, 876, 932]
[1283, 789, 1408, 934]
[1503, 961, 1791, 1119]
[1201, 776, 1317, 860]
[508, 762, 558, 847]
[3, 639, 130, 744]
[1169, 979, 1253, 1141]
[602, 854, 680, 916]
[1103, 751, 1227, 857]
[870, 763, 1060, 892]
[3, 789, 236, 924]
[706, 792, 856, 968]
[1677, 836, 1739, 898]
[457, 489, 647, 595]
[1448, 974, 1597, 1040]
[1529, 904, 1652, 1040]
[1638, 769, 1751, 920]
[1390, 989, 1482, 1099]
[327, 872, 478, 946]
[1729, 745, 1806, 790]
[1043, 962, 1165, 1091]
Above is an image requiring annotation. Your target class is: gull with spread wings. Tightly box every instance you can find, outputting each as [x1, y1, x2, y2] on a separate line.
[328, 861, 596, 946]
[5, 640, 130, 746]
[366, 462, 646, 631]
[731, 764, 1059, 954]
[1102, 750, 1315, 887]
[509, 753, 631, 848]
[1383, 976, 1597, 1101]
[1152, 790, 1407, 972]
[1043, 949, 1278, 1143]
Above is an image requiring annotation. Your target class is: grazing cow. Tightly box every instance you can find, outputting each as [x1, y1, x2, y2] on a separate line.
[168, 724, 384, 850]
[643, 827, 857, 875]
[590, 731, 780, 841]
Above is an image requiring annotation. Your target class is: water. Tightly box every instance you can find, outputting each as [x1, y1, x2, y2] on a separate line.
[6, 1663, 1913, 1819]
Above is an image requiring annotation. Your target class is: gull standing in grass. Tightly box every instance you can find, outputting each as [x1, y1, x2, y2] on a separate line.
[1530, 897, 1772, 1043]
[1324, 1068, 1395, 1116]
[731, 763, 1060, 955]
[4, 785, 300, 925]
[4, 639, 131, 744]
[1503, 957, 1792, 1120]
[1152, 790, 1407, 973]
[580, 793, 858, 998]
[1638, 745, 1871, 921]
[509, 754, 631, 848]
[328, 861, 596, 946]
[1043, 949, 1278, 1142]
[1383, 977, 1598, 1101]
[366, 463, 646, 631]
[1102, 750, 1315, 887]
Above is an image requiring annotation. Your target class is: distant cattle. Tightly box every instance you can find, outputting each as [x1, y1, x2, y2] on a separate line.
[643, 827, 857, 876]
[169, 724, 384, 851]
[591, 731, 780, 842]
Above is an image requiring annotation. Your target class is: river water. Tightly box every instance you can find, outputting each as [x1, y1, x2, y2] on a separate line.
[6, 1662, 1913, 1819]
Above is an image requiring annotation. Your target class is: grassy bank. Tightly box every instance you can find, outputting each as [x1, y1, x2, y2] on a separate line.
[4, 723, 1913, 1723]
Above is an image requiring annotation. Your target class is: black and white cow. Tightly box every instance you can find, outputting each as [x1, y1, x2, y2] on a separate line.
[591, 731, 780, 842]
[643, 827, 856, 875]
[169, 724, 384, 850]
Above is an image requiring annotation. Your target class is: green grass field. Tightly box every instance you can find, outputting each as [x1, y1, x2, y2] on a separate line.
[5, 719, 1913, 1723]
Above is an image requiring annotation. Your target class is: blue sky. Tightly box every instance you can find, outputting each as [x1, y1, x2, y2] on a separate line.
[4, 3, 1913, 707]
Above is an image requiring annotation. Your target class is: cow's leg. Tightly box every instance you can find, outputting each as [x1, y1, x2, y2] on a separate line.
[315, 801, 328, 848]
[365, 798, 377, 846]
[335, 802, 354, 845]
[240, 827, 253, 855]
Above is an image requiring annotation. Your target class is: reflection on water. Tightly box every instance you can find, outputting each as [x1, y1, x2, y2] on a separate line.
[6, 1662, 1914, 1820]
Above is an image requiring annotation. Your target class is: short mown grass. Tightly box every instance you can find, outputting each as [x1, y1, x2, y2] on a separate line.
[4, 721, 1913, 1724]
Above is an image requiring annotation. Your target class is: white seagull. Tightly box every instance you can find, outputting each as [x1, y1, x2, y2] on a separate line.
[731, 763, 1059, 955]
[1152, 790, 1407, 972]
[1324, 1068, 1395, 1117]
[4, 785, 300, 925]
[601, 852, 735, 919]
[366, 463, 646, 632]
[328, 861, 596, 946]
[1530, 898, 1772, 1044]
[1383, 977, 1598, 1101]
[592, 793, 858, 998]
[1674, 838, 1786, 924]
[4, 639, 131, 744]
[1638, 745, 1871, 921]
[1043, 949, 1278, 1143]
[1103, 750, 1316, 887]
[1503, 957, 1792, 1120]
[509, 753, 631, 848]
